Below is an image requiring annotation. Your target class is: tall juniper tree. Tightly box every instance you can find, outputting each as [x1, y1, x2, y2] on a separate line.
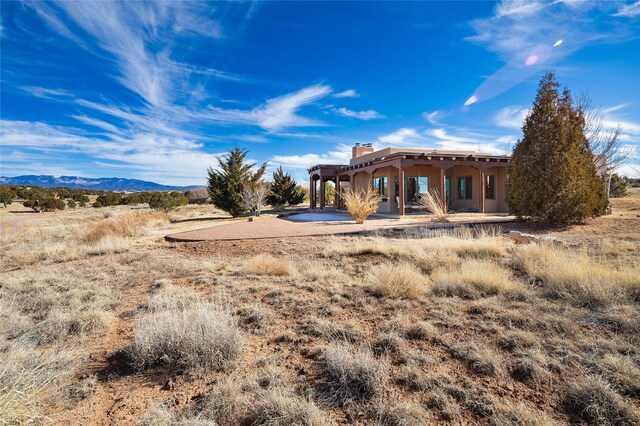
[506, 72, 607, 225]
[207, 147, 267, 217]
[267, 166, 305, 208]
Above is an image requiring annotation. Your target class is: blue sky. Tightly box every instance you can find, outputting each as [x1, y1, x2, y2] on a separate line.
[1, 1, 639, 185]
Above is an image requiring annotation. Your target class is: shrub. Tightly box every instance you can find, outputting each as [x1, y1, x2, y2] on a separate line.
[342, 187, 381, 224]
[318, 344, 388, 404]
[148, 191, 188, 211]
[67, 199, 77, 209]
[267, 166, 305, 208]
[418, 188, 448, 221]
[0, 187, 15, 207]
[367, 262, 431, 299]
[599, 354, 640, 397]
[609, 173, 628, 198]
[562, 376, 640, 425]
[242, 254, 291, 276]
[194, 379, 245, 423]
[23, 197, 65, 212]
[127, 304, 243, 372]
[450, 343, 500, 376]
[251, 389, 329, 426]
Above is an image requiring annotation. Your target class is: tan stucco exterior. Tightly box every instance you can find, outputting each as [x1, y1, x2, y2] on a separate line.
[309, 145, 511, 215]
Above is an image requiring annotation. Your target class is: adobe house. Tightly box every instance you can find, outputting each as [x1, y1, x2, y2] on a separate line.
[308, 144, 511, 215]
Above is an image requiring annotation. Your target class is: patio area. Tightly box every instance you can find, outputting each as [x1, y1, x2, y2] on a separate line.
[165, 212, 516, 242]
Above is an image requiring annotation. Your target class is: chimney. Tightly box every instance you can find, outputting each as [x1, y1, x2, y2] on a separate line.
[352, 143, 374, 159]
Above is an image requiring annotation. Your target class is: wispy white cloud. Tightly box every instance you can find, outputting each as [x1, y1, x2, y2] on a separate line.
[422, 111, 442, 125]
[70, 115, 120, 134]
[251, 84, 332, 131]
[613, 1, 640, 17]
[332, 107, 384, 120]
[0, 119, 218, 185]
[332, 89, 358, 98]
[270, 145, 351, 170]
[19, 86, 74, 100]
[494, 106, 529, 129]
[466, 1, 637, 64]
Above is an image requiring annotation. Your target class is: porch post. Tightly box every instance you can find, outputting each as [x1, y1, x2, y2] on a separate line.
[369, 170, 374, 190]
[335, 178, 340, 209]
[479, 168, 485, 213]
[309, 177, 314, 209]
[320, 177, 325, 210]
[439, 167, 446, 213]
[398, 162, 405, 216]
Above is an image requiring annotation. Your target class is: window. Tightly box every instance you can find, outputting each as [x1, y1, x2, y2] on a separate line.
[373, 176, 388, 197]
[485, 174, 496, 199]
[457, 176, 472, 200]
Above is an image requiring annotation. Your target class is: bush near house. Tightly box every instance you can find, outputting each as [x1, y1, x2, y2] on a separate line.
[507, 72, 607, 225]
[267, 166, 305, 209]
[342, 187, 381, 224]
[207, 147, 267, 217]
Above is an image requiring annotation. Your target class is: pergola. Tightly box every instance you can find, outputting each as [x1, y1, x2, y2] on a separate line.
[308, 152, 510, 215]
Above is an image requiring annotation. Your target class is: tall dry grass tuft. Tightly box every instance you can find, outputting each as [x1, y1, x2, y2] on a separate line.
[80, 211, 169, 243]
[418, 189, 448, 221]
[251, 389, 330, 426]
[0, 343, 77, 425]
[433, 259, 523, 299]
[319, 344, 389, 405]
[242, 254, 292, 276]
[515, 244, 638, 307]
[367, 262, 432, 299]
[342, 187, 381, 224]
[127, 303, 243, 372]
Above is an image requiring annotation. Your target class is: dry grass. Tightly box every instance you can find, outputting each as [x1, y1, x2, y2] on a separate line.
[319, 344, 389, 405]
[562, 376, 640, 425]
[342, 187, 381, 224]
[433, 259, 523, 299]
[516, 244, 639, 307]
[127, 303, 243, 372]
[418, 188, 448, 220]
[80, 211, 168, 243]
[366, 262, 432, 299]
[242, 254, 292, 276]
[251, 389, 330, 426]
[450, 343, 501, 376]
[0, 343, 77, 425]
[599, 354, 640, 397]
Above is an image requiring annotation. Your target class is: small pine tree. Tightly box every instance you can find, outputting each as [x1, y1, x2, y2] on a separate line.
[506, 72, 607, 225]
[0, 188, 15, 207]
[609, 174, 628, 198]
[207, 147, 267, 217]
[266, 166, 305, 209]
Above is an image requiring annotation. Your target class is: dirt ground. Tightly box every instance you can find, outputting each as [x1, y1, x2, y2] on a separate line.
[1, 190, 639, 425]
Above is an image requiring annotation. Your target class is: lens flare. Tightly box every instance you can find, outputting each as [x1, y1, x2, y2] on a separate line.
[553, 39, 563, 47]
[525, 55, 538, 66]
[464, 95, 478, 106]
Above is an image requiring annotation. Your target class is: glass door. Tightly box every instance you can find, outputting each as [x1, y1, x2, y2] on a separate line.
[445, 176, 452, 208]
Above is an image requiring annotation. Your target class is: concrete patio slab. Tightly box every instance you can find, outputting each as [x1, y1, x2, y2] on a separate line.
[165, 213, 516, 242]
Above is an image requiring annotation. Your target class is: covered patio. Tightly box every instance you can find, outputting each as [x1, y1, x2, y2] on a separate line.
[308, 150, 511, 215]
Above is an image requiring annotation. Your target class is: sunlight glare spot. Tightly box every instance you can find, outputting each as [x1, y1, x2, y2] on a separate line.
[464, 95, 478, 106]
[553, 39, 563, 47]
[525, 55, 538, 66]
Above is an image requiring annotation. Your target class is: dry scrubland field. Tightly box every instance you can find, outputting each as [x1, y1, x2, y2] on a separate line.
[1, 191, 640, 426]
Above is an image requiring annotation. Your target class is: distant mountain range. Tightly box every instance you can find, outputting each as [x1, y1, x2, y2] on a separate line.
[0, 175, 202, 192]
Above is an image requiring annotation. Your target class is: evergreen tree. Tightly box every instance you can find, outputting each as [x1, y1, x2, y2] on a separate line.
[207, 147, 267, 217]
[266, 166, 305, 208]
[506, 72, 607, 225]
[0, 188, 15, 207]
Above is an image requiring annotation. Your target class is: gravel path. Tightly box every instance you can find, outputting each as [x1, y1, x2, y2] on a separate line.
[165, 214, 516, 242]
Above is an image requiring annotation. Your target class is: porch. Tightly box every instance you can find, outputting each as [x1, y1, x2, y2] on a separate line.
[308, 153, 510, 215]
